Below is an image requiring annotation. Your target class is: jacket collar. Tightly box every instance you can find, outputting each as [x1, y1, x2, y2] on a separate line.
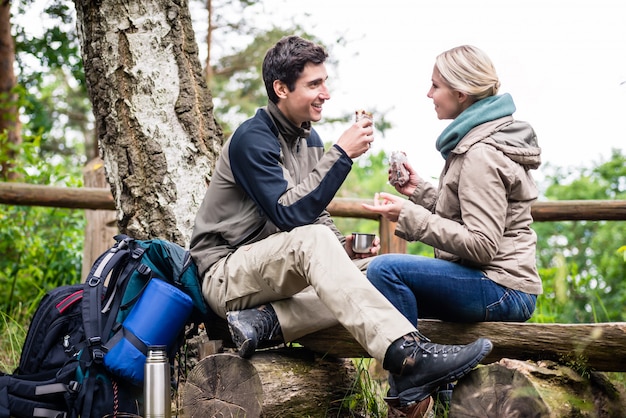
[266, 101, 311, 143]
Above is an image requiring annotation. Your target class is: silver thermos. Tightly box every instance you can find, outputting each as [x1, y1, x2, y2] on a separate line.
[144, 345, 171, 418]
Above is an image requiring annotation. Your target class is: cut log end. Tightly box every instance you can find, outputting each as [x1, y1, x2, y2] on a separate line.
[182, 353, 263, 417]
[449, 358, 626, 418]
[181, 348, 367, 417]
[450, 361, 550, 417]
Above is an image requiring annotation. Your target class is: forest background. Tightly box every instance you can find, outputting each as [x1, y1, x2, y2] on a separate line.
[0, 0, 625, 376]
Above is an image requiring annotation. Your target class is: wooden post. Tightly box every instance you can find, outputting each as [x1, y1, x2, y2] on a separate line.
[81, 157, 118, 280]
[379, 218, 406, 254]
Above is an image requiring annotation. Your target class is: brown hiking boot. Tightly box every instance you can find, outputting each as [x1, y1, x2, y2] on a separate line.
[385, 395, 434, 418]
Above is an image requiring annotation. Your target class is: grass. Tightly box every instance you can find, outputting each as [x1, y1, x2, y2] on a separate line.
[0, 305, 29, 373]
[338, 357, 452, 417]
[2, 287, 624, 417]
[341, 358, 389, 417]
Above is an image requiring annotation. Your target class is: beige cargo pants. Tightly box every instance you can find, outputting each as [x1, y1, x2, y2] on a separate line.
[202, 224, 416, 361]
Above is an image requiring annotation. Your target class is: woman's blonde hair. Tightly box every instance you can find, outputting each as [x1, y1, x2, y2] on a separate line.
[435, 45, 500, 100]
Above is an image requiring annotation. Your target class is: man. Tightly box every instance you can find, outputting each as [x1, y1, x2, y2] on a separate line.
[190, 35, 492, 415]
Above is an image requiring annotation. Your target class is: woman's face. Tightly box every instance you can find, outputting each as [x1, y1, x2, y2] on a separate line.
[427, 66, 465, 120]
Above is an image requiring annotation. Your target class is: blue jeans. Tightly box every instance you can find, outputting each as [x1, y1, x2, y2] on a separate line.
[366, 254, 536, 326]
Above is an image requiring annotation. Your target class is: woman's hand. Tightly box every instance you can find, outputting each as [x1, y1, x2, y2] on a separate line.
[362, 192, 405, 223]
[390, 160, 419, 197]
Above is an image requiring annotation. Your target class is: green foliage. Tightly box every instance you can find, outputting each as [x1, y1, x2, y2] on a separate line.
[12, 0, 92, 161]
[0, 311, 27, 373]
[531, 149, 626, 324]
[338, 358, 387, 417]
[0, 204, 83, 309]
[2, 1, 88, 370]
[0, 135, 85, 370]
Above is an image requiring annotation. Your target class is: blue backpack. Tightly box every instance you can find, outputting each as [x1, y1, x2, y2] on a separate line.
[0, 234, 210, 418]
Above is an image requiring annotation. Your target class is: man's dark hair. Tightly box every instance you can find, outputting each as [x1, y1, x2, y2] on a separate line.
[262, 35, 328, 104]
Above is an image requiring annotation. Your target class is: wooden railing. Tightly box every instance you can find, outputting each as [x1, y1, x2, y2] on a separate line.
[2, 181, 626, 370]
[1, 182, 626, 255]
[327, 197, 626, 254]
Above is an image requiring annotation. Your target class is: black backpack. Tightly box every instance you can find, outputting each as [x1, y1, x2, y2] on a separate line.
[0, 234, 210, 418]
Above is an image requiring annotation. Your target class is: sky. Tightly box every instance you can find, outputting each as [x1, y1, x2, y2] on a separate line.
[255, 0, 626, 183]
[19, 0, 626, 184]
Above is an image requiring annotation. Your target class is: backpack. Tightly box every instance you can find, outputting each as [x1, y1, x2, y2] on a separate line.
[0, 234, 210, 418]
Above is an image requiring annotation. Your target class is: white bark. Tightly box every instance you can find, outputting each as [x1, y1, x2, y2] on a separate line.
[74, 0, 223, 245]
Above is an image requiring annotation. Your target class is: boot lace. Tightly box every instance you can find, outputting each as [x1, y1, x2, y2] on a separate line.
[403, 331, 465, 360]
[254, 305, 282, 341]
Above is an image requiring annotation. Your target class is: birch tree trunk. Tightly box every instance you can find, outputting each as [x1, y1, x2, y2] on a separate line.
[73, 0, 223, 245]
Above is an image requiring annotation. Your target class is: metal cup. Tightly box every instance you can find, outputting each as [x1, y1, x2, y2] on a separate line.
[351, 233, 375, 253]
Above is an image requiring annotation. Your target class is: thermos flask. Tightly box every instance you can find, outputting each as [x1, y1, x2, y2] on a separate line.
[144, 345, 171, 418]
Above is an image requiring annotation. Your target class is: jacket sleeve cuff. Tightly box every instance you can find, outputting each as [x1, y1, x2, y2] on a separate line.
[395, 201, 430, 242]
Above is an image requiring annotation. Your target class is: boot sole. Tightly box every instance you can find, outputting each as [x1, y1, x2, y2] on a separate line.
[398, 339, 493, 405]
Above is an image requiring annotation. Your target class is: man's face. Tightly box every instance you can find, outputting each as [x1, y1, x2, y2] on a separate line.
[275, 63, 330, 126]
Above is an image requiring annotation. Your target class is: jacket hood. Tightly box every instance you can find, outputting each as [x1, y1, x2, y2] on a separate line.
[453, 117, 542, 170]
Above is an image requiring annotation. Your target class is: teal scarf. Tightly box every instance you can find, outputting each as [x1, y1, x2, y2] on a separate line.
[435, 93, 516, 159]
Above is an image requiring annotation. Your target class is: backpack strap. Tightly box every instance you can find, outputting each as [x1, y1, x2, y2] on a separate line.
[100, 246, 150, 343]
[103, 324, 149, 358]
[32, 407, 68, 418]
[81, 236, 134, 365]
[77, 373, 96, 418]
[85, 235, 134, 287]
[34, 383, 68, 396]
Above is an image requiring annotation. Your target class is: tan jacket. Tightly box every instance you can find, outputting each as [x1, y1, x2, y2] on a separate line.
[396, 116, 543, 294]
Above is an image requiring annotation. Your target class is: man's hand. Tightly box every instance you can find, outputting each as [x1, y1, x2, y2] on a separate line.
[336, 118, 374, 158]
[345, 233, 381, 259]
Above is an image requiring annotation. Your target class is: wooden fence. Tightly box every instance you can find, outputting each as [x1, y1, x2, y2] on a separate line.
[1, 181, 626, 254]
[1, 181, 626, 371]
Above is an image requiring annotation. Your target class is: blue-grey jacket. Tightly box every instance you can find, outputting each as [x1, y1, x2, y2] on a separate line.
[190, 105, 352, 277]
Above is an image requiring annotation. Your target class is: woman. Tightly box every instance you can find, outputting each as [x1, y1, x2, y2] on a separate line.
[363, 44, 542, 333]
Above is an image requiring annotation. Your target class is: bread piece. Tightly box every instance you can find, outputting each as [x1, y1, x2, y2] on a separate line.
[389, 151, 409, 187]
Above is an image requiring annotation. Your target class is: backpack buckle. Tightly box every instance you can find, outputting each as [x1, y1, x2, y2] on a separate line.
[137, 263, 152, 276]
[88, 336, 102, 346]
[88, 336, 105, 363]
[68, 380, 81, 394]
[131, 246, 146, 260]
[88, 277, 101, 286]
[92, 349, 104, 363]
